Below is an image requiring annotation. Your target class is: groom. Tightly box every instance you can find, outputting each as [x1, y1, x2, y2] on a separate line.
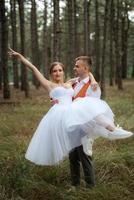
[69, 56, 101, 188]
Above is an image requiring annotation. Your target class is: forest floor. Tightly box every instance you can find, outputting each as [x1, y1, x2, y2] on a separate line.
[0, 79, 134, 200]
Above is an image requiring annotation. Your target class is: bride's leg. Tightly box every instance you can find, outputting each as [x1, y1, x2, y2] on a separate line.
[94, 114, 133, 139]
[95, 115, 115, 131]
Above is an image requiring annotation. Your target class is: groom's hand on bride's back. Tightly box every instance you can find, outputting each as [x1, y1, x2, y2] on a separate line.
[50, 98, 59, 106]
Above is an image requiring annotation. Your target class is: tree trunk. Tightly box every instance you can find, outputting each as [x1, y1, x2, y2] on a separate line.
[53, 0, 60, 61]
[114, 0, 123, 89]
[67, 0, 76, 76]
[121, 2, 130, 79]
[0, 5, 2, 90]
[18, 0, 29, 97]
[132, 56, 134, 78]
[0, 0, 10, 99]
[31, 0, 40, 88]
[43, 0, 49, 78]
[84, 0, 91, 55]
[94, 0, 101, 82]
[101, 0, 109, 97]
[72, 0, 77, 58]
[10, 0, 19, 89]
[109, 0, 115, 86]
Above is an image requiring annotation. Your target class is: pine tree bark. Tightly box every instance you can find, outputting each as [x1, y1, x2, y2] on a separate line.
[114, 0, 123, 89]
[0, 5, 2, 90]
[10, 0, 19, 89]
[72, 0, 77, 58]
[31, 0, 40, 88]
[132, 56, 134, 78]
[101, 0, 109, 97]
[18, 0, 29, 97]
[53, 0, 60, 61]
[109, 0, 115, 86]
[94, 0, 101, 82]
[132, 44, 134, 78]
[121, 2, 130, 79]
[0, 0, 10, 99]
[84, 0, 91, 55]
[43, 0, 49, 78]
[67, 0, 76, 75]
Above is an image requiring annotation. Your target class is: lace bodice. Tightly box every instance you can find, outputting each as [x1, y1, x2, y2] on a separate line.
[49, 86, 74, 104]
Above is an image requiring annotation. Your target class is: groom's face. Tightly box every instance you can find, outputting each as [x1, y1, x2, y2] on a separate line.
[73, 60, 88, 77]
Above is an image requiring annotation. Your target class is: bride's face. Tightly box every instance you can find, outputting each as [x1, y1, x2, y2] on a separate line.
[51, 65, 64, 82]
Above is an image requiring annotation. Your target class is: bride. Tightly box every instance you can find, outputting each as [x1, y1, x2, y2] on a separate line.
[8, 48, 133, 165]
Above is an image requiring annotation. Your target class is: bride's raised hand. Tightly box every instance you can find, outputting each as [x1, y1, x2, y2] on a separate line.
[89, 72, 99, 91]
[8, 48, 21, 59]
[91, 82, 99, 91]
[8, 47, 51, 90]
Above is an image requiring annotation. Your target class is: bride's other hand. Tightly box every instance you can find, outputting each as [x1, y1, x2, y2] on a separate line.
[89, 72, 98, 91]
[91, 82, 98, 91]
[50, 98, 59, 105]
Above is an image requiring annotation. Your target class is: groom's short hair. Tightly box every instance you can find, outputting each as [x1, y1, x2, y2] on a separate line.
[75, 56, 92, 67]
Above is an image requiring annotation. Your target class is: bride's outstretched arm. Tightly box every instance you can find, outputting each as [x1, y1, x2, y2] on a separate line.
[8, 48, 52, 90]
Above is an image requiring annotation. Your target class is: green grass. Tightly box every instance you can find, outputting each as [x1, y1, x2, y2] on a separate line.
[0, 80, 134, 200]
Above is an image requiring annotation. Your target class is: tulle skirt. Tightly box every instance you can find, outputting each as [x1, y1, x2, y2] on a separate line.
[25, 97, 114, 165]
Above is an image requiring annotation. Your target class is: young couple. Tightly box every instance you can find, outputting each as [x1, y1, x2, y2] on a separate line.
[8, 48, 133, 187]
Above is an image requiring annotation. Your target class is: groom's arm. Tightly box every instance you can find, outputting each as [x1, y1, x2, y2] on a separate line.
[86, 85, 101, 98]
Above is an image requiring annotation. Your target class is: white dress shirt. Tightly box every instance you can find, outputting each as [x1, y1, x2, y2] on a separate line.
[74, 76, 101, 98]
[73, 76, 101, 156]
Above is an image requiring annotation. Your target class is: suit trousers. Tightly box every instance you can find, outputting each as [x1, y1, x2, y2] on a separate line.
[69, 145, 95, 187]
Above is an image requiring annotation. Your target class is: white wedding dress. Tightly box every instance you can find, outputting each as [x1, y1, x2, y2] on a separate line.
[25, 87, 133, 165]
